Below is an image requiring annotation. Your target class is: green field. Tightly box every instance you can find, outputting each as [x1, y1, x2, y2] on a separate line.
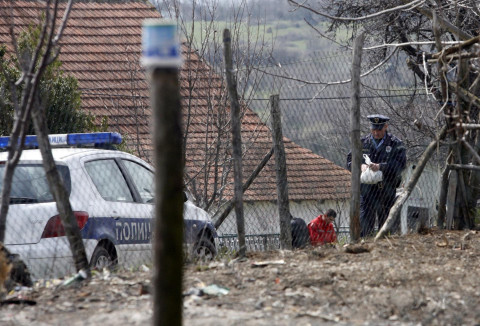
[183, 19, 346, 60]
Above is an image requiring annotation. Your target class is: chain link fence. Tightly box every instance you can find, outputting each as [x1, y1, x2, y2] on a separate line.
[0, 47, 455, 282]
[214, 49, 446, 250]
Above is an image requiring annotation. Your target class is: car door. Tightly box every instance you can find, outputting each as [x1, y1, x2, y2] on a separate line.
[120, 159, 155, 204]
[81, 156, 153, 268]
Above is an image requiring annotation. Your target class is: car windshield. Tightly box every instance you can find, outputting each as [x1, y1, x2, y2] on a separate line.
[0, 163, 71, 204]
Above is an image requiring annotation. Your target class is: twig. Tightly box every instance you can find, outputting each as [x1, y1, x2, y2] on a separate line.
[365, 40, 461, 51]
[448, 81, 480, 108]
[52, 0, 74, 45]
[448, 164, 480, 172]
[431, 35, 480, 59]
[288, 0, 425, 22]
[428, 52, 479, 63]
[461, 140, 480, 165]
[252, 48, 397, 88]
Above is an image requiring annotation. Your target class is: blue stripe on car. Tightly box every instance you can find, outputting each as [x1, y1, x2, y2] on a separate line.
[82, 217, 216, 245]
[81, 217, 152, 244]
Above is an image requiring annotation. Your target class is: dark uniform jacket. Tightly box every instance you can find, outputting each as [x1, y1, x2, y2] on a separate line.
[291, 217, 309, 249]
[347, 132, 406, 189]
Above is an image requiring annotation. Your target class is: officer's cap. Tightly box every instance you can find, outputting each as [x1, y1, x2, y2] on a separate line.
[367, 114, 390, 130]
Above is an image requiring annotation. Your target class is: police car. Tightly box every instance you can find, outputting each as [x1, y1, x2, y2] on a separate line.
[0, 132, 217, 280]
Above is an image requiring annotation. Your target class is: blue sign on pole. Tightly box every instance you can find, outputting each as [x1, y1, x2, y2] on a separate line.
[141, 19, 182, 68]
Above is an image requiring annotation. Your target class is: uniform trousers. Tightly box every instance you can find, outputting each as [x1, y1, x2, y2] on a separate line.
[360, 182, 396, 237]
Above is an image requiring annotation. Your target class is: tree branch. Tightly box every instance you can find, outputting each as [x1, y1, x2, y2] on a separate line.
[213, 147, 274, 229]
[448, 81, 480, 108]
[253, 48, 398, 89]
[288, 0, 425, 22]
[405, 2, 473, 41]
[375, 125, 448, 240]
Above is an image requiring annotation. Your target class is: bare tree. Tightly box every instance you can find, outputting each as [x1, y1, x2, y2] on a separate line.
[0, 0, 89, 274]
[150, 0, 276, 224]
[286, 0, 480, 230]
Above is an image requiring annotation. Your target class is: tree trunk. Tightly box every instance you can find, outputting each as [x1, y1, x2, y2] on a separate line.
[270, 94, 292, 250]
[437, 165, 450, 228]
[223, 29, 246, 257]
[446, 170, 457, 230]
[349, 32, 365, 242]
[455, 59, 474, 229]
[31, 105, 90, 275]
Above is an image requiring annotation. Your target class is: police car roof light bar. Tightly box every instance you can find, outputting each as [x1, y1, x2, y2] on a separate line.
[0, 132, 122, 149]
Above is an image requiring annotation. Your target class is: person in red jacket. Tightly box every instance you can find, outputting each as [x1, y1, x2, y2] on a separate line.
[308, 209, 337, 245]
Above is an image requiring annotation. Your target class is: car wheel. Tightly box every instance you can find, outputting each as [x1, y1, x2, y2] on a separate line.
[90, 245, 115, 270]
[192, 238, 216, 261]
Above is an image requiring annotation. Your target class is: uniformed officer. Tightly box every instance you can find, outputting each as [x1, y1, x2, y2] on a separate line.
[346, 114, 406, 237]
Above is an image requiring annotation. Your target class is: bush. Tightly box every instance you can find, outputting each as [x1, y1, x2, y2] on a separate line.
[0, 22, 93, 136]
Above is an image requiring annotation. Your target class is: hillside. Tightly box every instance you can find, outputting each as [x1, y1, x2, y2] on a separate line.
[184, 19, 344, 62]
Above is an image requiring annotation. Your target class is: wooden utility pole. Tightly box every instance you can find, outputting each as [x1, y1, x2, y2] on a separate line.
[151, 67, 184, 326]
[349, 32, 365, 242]
[270, 94, 292, 250]
[223, 29, 246, 257]
[143, 21, 184, 326]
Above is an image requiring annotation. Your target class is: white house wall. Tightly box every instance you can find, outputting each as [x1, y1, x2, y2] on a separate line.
[215, 199, 350, 237]
[213, 163, 441, 242]
[399, 163, 440, 233]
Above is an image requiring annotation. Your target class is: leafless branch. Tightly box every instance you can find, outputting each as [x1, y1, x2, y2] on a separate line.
[0, 0, 89, 274]
[449, 81, 480, 109]
[409, 3, 473, 41]
[461, 139, 480, 165]
[428, 52, 479, 63]
[288, 0, 425, 22]
[431, 35, 480, 59]
[376, 125, 448, 240]
[252, 48, 398, 89]
[52, 0, 73, 45]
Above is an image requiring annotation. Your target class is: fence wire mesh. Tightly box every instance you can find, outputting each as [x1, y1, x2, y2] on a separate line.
[216, 49, 446, 249]
[0, 48, 459, 281]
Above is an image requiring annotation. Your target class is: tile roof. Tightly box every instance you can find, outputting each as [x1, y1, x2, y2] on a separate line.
[0, 0, 351, 202]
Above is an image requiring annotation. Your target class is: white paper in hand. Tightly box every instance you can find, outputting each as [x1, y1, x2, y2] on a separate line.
[361, 154, 383, 184]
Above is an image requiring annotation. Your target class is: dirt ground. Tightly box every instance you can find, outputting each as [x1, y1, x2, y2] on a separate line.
[2, 228, 480, 325]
